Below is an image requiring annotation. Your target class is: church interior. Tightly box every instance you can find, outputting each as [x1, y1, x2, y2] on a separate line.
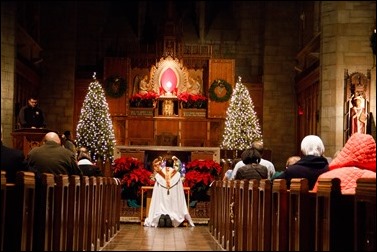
[1, 1, 376, 172]
[1, 1, 376, 251]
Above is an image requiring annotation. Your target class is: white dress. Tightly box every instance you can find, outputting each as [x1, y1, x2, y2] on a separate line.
[143, 166, 195, 227]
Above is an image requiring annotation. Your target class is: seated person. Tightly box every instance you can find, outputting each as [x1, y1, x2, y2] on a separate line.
[312, 133, 376, 194]
[235, 148, 268, 180]
[144, 156, 194, 227]
[18, 95, 46, 128]
[223, 158, 241, 181]
[77, 149, 103, 177]
[251, 141, 276, 179]
[271, 155, 301, 180]
[61, 130, 76, 154]
[1, 124, 27, 183]
[230, 141, 275, 180]
[273, 135, 329, 190]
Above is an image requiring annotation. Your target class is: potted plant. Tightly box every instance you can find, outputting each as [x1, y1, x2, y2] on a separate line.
[129, 91, 159, 108]
[112, 156, 155, 206]
[183, 159, 222, 202]
[177, 92, 208, 109]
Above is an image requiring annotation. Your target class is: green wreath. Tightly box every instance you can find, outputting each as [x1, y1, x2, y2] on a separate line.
[105, 75, 127, 98]
[209, 79, 232, 102]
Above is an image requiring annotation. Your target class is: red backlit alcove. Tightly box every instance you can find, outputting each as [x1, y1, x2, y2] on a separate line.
[160, 67, 177, 94]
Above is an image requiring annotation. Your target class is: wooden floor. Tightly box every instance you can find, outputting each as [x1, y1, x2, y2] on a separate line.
[100, 223, 224, 251]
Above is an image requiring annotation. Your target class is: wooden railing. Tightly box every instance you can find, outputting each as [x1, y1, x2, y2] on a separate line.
[2, 171, 121, 251]
[209, 177, 376, 251]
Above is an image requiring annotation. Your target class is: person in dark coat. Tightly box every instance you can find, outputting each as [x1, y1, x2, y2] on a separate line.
[77, 149, 103, 177]
[18, 95, 46, 128]
[235, 148, 268, 180]
[273, 135, 329, 190]
[61, 130, 76, 154]
[1, 125, 27, 183]
[26, 131, 82, 180]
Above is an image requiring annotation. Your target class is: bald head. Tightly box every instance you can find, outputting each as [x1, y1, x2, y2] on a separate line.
[252, 140, 264, 154]
[45, 132, 61, 145]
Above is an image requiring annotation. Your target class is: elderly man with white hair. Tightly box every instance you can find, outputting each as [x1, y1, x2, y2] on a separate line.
[272, 135, 329, 190]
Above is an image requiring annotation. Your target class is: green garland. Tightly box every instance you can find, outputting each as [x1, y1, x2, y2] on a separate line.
[209, 79, 232, 102]
[105, 75, 127, 98]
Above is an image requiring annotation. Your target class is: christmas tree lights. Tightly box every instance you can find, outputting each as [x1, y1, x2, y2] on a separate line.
[221, 76, 263, 151]
[76, 72, 116, 163]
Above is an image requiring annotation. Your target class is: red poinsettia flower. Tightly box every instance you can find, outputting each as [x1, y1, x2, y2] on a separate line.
[177, 92, 207, 103]
[183, 159, 221, 199]
[178, 92, 208, 109]
[112, 157, 154, 196]
[130, 91, 160, 101]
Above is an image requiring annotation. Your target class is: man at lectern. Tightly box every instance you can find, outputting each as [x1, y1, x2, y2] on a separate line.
[144, 156, 195, 227]
[18, 95, 46, 129]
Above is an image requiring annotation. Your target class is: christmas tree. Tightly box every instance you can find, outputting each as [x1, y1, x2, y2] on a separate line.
[76, 73, 116, 163]
[221, 76, 263, 151]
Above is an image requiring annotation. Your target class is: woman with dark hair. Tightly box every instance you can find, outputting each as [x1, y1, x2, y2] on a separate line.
[234, 148, 268, 180]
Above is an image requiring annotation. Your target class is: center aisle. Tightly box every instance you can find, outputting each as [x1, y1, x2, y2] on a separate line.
[100, 223, 224, 251]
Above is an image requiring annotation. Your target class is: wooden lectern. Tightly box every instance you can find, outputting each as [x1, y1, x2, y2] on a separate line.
[11, 128, 52, 157]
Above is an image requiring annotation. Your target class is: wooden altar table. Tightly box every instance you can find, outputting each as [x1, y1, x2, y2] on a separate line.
[115, 145, 220, 164]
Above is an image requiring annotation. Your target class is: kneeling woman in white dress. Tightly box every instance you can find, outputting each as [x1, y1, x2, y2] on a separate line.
[144, 156, 195, 227]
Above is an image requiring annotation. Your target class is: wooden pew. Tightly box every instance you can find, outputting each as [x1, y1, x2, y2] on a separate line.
[33, 173, 55, 251]
[245, 179, 259, 251]
[208, 179, 216, 236]
[87, 177, 98, 251]
[107, 178, 115, 240]
[210, 180, 221, 239]
[99, 176, 107, 248]
[257, 179, 272, 251]
[233, 179, 244, 251]
[354, 177, 376, 251]
[233, 179, 250, 251]
[288, 178, 316, 251]
[0, 171, 6, 251]
[225, 180, 235, 251]
[271, 179, 289, 251]
[67, 175, 81, 251]
[219, 180, 227, 247]
[94, 176, 103, 251]
[315, 177, 355, 251]
[53, 174, 69, 251]
[114, 177, 122, 232]
[78, 176, 89, 251]
[4, 171, 35, 251]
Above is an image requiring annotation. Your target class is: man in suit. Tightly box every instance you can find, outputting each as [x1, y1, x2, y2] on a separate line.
[1, 125, 27, 183]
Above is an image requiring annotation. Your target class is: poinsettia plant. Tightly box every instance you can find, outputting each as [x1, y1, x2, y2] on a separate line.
[112, 156, 155, 199]
[178, 92, 208, 109]
[129, 91, 159, 108]
[183, 159, 222, 201]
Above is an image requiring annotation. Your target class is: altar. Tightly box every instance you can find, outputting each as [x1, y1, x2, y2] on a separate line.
[114, 145, 220, 167]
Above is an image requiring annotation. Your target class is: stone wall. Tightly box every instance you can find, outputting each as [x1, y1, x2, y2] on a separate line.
[1, 2, 16, 146]
[320, 1, 376, 157]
